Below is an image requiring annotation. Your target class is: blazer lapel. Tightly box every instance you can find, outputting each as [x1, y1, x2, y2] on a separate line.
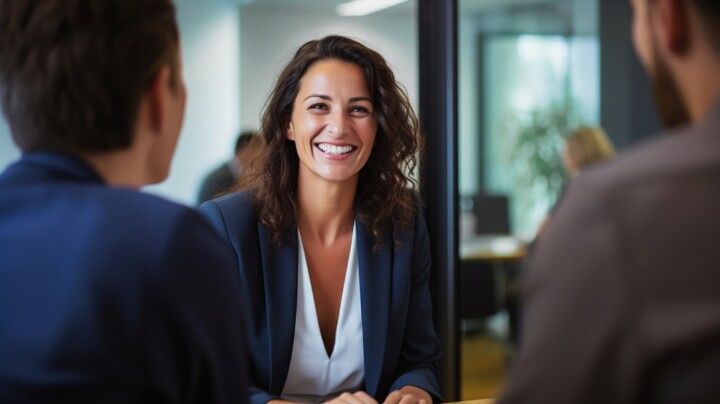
[356, 222, 392, 397]
[258, 224, 298, 394]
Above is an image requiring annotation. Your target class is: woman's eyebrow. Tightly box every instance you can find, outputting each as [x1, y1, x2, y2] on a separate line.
[349, 96, 372, 103]
[304, 94, 331, 101]
[303, 94, 372, 103]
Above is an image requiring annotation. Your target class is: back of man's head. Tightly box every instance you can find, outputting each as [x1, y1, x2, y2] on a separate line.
[0, 0, 179, 154]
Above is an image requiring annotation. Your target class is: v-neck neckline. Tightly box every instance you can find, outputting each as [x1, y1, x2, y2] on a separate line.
[297, 222, 357, 359]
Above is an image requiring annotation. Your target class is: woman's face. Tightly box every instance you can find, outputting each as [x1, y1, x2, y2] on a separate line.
[287, 59, 378, 185]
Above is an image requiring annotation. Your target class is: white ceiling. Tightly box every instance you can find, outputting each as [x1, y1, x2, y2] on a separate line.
[242, 0, 414, 15]
[241, 0, 573, 16]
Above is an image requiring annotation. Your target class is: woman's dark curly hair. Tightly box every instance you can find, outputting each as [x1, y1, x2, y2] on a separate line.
[242, 35, 423, 248]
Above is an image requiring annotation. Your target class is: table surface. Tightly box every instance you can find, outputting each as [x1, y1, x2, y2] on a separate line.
[445, 399, 495, 404]
[460, 235, 527, 261]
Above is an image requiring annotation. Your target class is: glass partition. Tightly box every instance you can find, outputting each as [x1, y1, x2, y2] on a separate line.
[458, 0, 599, 399]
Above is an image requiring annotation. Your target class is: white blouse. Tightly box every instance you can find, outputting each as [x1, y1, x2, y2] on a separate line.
[282, 224, 365, 403]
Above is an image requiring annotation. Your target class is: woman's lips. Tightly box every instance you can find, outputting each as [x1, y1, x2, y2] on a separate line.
[315, 143, 357, 160]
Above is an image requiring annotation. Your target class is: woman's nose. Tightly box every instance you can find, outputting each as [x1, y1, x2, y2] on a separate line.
[327, 110, 347, 136]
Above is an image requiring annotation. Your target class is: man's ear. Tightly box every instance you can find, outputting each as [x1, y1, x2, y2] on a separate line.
[145, 66, 174, 134]
[658, 0, 690, 55]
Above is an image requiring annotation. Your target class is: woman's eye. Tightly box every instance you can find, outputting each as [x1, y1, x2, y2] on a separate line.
[350, 106, 370, 115]
[309, 103, 328, 111]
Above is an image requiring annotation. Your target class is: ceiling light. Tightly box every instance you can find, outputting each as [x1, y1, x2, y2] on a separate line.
[336, 0, 409, 17]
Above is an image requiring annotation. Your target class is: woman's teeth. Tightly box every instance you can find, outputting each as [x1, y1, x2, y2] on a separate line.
[317, 143, 354, 155]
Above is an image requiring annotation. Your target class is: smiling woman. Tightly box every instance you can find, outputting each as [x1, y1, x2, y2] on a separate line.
[199, 35, 441, 404]
[244, 35, 423, 249]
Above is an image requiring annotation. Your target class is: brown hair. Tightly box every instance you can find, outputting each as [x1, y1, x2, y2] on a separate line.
[0, 0, 179, 153]
[241, 35, 423, 248]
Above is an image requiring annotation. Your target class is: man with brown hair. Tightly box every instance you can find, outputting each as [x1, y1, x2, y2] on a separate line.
[499, 0, 720, 403]
[0, 1, 247, 402]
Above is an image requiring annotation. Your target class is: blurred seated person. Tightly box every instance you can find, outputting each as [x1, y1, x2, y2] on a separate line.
[537, 126, 616, 236]
[527, 128, 615, 338]
[562, 126, 616, 177]
[196, 130, 256, 204]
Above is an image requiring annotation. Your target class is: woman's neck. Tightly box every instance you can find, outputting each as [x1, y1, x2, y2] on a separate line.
[296, 172, 357, 246]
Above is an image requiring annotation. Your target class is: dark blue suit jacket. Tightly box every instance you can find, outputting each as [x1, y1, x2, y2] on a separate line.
[200, 190, 441, 404]
[0, 152, 248, 403]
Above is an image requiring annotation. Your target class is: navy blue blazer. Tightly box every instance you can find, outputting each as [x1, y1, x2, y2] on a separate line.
[0, 152, 248, 403]
[199, 190, 442, 404]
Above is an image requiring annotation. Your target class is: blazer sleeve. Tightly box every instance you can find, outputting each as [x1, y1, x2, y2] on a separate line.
[144, 208, 249, 404]
[199, 200, 280, 404]
[389, 206, 443, 402]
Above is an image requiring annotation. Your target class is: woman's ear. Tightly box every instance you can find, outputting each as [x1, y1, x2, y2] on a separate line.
[286, 120, 295, 141]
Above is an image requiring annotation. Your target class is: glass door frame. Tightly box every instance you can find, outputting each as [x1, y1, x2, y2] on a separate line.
[418, 0, 459, 400]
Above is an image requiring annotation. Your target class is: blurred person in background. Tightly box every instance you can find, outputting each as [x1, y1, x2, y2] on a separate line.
[0, 1, 248, 402]
[562, 126, 616, 177]
[536, 126, 616, 236]
[197, 130, 257, 204]
[499, 0, 720, 403]
[200, 35, 441, 404]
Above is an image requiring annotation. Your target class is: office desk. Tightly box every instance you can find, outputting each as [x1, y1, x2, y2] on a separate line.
[459, 235, 526, 343]
[446, 399, 494, 404]
[460, 235, 527, 262]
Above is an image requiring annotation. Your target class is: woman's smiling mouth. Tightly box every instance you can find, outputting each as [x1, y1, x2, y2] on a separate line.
[316, 143, 356, 156]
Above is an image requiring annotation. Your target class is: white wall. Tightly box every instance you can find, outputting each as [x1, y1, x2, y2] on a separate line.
[239, 7, 418, 132]
[145, 0, 242, 204]
[459, 16, 482, 196]
[0, 116, 19, 171]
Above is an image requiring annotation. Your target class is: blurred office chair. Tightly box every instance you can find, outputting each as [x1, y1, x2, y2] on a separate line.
[460, 260, 502, 320]
[460, 194, 512, 333]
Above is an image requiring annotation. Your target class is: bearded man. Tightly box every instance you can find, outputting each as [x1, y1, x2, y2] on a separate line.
[498, 0, 720, 403]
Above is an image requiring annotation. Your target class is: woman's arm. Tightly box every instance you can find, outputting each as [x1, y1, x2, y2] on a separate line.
[199, 198, 283, 404]
[387, 206, 442, 402]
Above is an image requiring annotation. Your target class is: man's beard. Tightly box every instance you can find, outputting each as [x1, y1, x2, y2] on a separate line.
[650, 41, 691, 129]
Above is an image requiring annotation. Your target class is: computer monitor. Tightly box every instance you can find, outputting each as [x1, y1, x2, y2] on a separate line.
[472, 194, 510, 235]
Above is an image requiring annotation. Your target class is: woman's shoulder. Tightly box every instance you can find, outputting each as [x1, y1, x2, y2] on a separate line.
[386, 188, 426, 247]
[400, 188, 424, 224]
[198, 189, 258, 230]
[207, 189, 256, 210]
[408, 188, 423, 210]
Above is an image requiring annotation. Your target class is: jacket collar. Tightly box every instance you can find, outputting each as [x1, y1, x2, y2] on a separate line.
[6, 151, 105, 185]
[259, 224, 299, 394]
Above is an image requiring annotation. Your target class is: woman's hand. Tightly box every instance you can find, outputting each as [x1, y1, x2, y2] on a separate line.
[382, 386, 432, 404]
[324, 391, 379, 404]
